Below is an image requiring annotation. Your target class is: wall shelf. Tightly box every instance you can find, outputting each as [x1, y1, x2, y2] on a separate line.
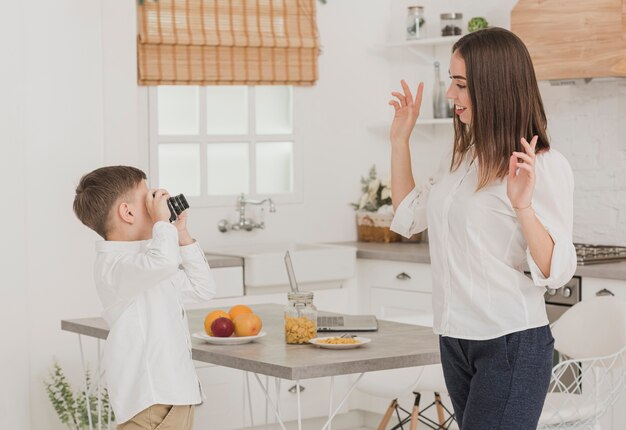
[386, 35, 462, 48]
[386, 35, 461, 63]
[369, 118, 452, 131]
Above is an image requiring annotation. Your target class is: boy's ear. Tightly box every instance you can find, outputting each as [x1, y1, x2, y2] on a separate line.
[117, 202, 134, 224]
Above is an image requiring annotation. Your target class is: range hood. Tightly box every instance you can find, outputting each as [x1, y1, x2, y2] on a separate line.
[511, 0, 626, 81]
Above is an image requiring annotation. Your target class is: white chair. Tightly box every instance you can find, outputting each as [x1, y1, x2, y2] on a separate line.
[538, 296, 626, 429]
[356, 312, 455, 430]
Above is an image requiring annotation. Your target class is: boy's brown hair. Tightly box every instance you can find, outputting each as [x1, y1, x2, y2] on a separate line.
[73, 166, 147, 239]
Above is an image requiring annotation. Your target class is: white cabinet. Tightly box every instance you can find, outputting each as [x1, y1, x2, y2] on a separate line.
[581, 276, 626, 430]
[212, 266, 244, 298]
[194, 367, 350, 429]
[244, 375, 351, 425]
[185, 266, 245, 312]
[194, 364, 245, 430]
[370, 287, 433, 321]
[356, 259, 433, 315]
[582, 277, 626, 300]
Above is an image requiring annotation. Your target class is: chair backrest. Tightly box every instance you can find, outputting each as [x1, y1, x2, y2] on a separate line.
[551, 296, 626, 359]
[539, 297, 626, 428]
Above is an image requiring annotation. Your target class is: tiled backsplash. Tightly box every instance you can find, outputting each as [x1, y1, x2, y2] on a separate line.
[541, 79, 626, 245]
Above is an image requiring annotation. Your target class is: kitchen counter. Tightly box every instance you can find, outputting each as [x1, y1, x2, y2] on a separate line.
[336, 241, 626, 282]
[333, 241, 431, 264]
[205, 242, 626, 282]
[204, 253, 243, 268]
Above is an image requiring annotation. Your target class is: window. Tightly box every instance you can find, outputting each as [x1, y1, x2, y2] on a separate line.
[148, 85, 298, 206]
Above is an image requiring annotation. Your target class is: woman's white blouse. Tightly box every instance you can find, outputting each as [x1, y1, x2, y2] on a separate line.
[391, 149, 577, 340]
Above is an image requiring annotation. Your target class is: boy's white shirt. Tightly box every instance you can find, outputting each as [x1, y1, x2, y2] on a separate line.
[94, 221, 216, 424]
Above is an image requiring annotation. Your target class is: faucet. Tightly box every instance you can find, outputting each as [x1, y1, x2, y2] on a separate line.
[217, 193, 276, 232]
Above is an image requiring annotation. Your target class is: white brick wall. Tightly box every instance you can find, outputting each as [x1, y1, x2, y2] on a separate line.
[540, 79, 626, 245]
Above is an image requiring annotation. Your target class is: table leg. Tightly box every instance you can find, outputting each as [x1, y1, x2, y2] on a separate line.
[275, 378, 281, 418]
[245, 372, 254, 427]
[97, 339, 102, 430]
[252, 373, 287, 430]
[328, 376, 334, 430]
[265, 375, 269, 426]
[320, 373, 364, 430]
[77, 334, 109, 430]
[78, 335, 94, 430]
[296, 380, 302, 430]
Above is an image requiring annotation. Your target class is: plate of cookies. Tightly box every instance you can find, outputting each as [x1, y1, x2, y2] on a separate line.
[308, 336, 371, 350]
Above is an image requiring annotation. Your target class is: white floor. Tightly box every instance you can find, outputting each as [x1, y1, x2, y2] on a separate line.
[240, 409, 458, 430]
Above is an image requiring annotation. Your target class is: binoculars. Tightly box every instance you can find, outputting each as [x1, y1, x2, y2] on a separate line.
[164, 193, 189, 222]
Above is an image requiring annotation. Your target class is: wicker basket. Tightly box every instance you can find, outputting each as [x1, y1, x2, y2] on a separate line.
[356, 212, 401, 243]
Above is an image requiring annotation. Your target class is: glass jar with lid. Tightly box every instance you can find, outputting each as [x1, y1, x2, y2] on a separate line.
[440, 13, 463, 37]
[284, 291, 317, 344]
[406, 6, 426, 40]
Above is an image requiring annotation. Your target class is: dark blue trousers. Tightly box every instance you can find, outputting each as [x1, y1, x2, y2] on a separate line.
[439, 325, 554, 430]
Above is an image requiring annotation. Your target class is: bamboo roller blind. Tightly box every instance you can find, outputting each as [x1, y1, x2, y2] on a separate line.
[137, 0, 320, 86]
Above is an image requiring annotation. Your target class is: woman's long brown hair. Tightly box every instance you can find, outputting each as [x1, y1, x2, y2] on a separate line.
[450, 27, 549, 189]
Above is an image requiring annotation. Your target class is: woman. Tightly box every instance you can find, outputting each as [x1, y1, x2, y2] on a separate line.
[388, 28, 577, 429]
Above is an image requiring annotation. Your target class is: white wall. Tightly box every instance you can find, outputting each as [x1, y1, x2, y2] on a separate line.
[541, 81, 626, 245]
[0, 1, 30, 429]
[20, 1, 105, 429]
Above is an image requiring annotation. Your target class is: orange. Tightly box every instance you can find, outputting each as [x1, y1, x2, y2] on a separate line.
[233, 313, 263, 337]
[228, 304, 253, 320]
[204, 310, 231, 336]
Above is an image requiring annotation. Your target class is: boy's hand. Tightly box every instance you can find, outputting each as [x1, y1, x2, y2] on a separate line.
[174, 211, 194, 246]
[146, 189, 171, 224]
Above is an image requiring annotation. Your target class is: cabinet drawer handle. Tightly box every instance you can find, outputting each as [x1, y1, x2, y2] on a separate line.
[596, 288, 615, 297]
[396, 272, 411, 280]
[288, 384, 305, 394]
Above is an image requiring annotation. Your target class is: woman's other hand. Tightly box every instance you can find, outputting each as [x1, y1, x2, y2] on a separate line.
[507, 136, 538, 211]
[389, 80, 424, 147]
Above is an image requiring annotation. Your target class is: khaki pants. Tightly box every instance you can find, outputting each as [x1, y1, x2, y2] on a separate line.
[117, 404, 194, 430]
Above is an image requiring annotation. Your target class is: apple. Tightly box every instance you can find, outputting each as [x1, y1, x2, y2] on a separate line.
[211, 317, 235, 337]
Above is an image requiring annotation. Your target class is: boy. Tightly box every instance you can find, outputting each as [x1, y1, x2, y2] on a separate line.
[73, 166, 215, 429]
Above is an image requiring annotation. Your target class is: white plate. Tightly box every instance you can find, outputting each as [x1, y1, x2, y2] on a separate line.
[309, 336, 371, 350]
[192, 331, 267, 345]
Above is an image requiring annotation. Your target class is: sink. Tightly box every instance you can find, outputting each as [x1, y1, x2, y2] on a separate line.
[208, 243, 357, 291]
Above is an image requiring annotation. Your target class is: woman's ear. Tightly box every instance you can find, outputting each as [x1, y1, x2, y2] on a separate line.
[117, 202, 134, 224]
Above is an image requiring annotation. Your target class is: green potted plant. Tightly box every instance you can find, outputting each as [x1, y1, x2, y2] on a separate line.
[467, 17, 489, 33]
[44, 361, 115, 430]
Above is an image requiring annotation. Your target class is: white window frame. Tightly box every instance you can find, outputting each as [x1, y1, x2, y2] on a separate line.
[144, 86, 302, 208]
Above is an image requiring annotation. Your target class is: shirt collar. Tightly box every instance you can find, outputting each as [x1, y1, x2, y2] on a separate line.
[95, 239, 148, 253]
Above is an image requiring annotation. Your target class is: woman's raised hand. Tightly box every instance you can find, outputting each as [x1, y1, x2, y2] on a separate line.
[507, 136, 538, 211]
[389, 80, 424, 146]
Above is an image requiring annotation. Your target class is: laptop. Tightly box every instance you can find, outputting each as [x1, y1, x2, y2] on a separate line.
[284, 251, 379, 332]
